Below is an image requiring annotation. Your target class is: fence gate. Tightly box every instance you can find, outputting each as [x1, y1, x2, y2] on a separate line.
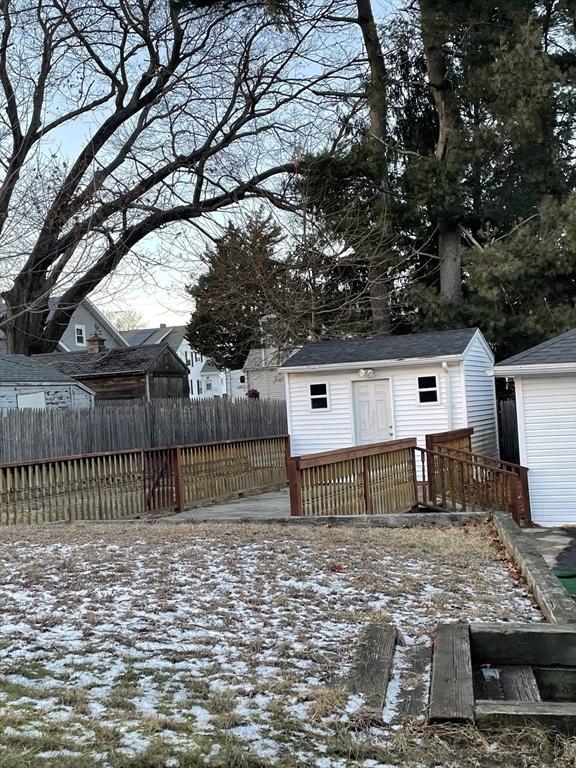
[143, 448, 182, 514]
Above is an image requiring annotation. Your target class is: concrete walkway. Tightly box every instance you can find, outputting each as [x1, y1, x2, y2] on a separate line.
[524, 527, 576, 573]
[164, 489, 290, 522]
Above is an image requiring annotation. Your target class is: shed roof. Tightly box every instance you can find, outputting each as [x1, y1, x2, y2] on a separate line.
[32, 343, 185, 378]
[281, 328, 479, 369]
[495, 329, 576, 367]
[0, 354, 80, 384]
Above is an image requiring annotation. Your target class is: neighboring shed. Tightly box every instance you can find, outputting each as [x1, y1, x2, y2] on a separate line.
[244, 348, 294, 400]
[32, 343, 189, 401]
[0, 354, 94, 409]
[493, 329, 576, 527]
[280, 328, 498, 457]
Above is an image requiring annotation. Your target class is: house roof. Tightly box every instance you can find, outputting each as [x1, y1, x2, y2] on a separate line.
[281, 328, 479, 369]
[201, 360, 220, 374]
[32, 343, 186, 378]
[244, 347, 296, 370]
[0, 354, 80, 384]
[495, 329, 576, 368]
[122, 325, 187, 350]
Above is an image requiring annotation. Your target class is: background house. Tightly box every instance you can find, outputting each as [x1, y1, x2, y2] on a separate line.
[33, 342, 189, 401]
[0, 297, 129, 353]
[280, 328, 498, 457]
[0, 354, 94, 409]
[122, 324, 206, 398]
[493, 329, 576, 527]
[244, 347, 293, 400]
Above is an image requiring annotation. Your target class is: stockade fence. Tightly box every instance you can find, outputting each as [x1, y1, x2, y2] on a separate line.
[0, 397, 288, 464]
[289, 433, 531, 525]
[0, 435, 289, 526]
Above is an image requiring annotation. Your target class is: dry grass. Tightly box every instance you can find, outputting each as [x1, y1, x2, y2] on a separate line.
[0, 519, 566, 767]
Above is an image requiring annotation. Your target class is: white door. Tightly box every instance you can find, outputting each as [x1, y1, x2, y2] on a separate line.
[353, 380, 393, 445]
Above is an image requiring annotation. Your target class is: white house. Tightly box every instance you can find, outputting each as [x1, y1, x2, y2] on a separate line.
[492, 329, 576, 527]
[0, 354, 94, 409]
[244, 347, 294, 399]
[280, 328, 498, 458]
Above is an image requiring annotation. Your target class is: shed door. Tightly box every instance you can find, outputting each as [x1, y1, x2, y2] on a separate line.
[353, 380, 393, 445]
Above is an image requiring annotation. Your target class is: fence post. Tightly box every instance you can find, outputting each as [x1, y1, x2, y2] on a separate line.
[283, 435, 291, 482]
[362, 456, 372, 514]
[410, 447, 419, 512]
[518, 466, 531, 526]
[174, 447, 184, 513]
[288, 457, 302, 516]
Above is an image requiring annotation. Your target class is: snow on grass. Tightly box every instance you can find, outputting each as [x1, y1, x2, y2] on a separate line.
[0, 521, 542, 767]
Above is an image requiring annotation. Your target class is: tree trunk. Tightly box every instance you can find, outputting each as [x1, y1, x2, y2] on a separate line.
[419, 0, 462, 300]
[438, 224, 461, 301]
[356, 0, 392, 334]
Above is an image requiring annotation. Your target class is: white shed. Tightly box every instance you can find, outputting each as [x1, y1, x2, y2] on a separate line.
[0, 354, 94, 409]
[492, 329, 576, 527]
[280, 328, 498, 458]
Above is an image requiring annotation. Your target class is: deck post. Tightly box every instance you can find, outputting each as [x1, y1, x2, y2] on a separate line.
[410, 447, 419, 512]
[288, 457, 302, 516]
[362, 456, 372, 514]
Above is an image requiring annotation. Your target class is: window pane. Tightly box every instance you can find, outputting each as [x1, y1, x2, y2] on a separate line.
[419, 390, 438, 403]
[310, 383, 327, 396]
[418, 376, 437, 389]
[311, 397, 328, 409]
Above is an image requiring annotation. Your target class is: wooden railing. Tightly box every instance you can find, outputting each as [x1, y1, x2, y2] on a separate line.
[0, 436, 289, 526]
[288, 439, 418, 517]
[425, 427, 473, 454]
[416, 447, 530, 525]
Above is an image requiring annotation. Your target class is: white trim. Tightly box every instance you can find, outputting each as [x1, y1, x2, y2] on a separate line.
[75, 324, 86, 347]
[280, 353, 464, 374]
[515, 377, 528, 466]
[308, 382, 330, 411]
[492, 362, 576, 376]
[285, 373, 293, 445]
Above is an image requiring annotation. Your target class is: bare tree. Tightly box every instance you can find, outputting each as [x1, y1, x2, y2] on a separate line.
[0, 0, 356, 354]
[106, 307, 146, 331]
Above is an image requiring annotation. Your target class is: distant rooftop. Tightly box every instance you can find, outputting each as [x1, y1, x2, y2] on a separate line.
[0, 354, 78, 384]
[32, 343, 185, 378]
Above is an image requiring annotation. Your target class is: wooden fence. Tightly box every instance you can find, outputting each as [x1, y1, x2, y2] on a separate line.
[288, 439, 418, 517]
[288, 432, 530, 525]
[0, 435, 289, 526]
[0, 397, 288, 463]
[498, 399, 520, 464]
[425, 427, 473, 454]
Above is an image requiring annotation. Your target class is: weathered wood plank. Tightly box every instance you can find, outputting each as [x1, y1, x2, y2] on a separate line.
[500, 666, 541, 702]
[470, 623, 576, 666]
[492, 512, 576, 624]
[347, 623, 397, 714]
[429, 623, 474, 723]
[395, 644, 432, 720]
[475, 701, 576, 732]
[533, 666, 576, 703]
[473, 666, 505, 701]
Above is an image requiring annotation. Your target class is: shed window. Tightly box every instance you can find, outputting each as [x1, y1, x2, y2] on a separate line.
[75, 325, 86, 346]
[418, 375, 438, 403]
[310, 383, 328, 410]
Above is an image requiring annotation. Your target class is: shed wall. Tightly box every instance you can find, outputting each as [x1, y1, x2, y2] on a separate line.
[0, 383, 94, 409]
[516, 373, 576, 526]
[463, 334, 498, 456]
[286, 363, 465, 456]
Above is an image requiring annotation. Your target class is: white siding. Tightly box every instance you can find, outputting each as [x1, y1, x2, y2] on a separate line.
[463, 334, 498, 456]
[247, 368, 286, 400]
[517, 374, 576, 526]
[0, 383, 94, 409]
[286, 364, 465, 456]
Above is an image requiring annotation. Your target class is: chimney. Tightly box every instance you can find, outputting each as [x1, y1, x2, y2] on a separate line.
[160, 323, 167, 328]
[87, 331, 106, 353]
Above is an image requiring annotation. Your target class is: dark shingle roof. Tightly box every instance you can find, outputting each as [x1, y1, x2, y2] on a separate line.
[122, 325, 186, 350]
[0, 354, 79, 384]
[121, 328, 157, 346]
[281, 328, 479, 368]
[495, 329, 576, 367]
[32, 343, 183, 378]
